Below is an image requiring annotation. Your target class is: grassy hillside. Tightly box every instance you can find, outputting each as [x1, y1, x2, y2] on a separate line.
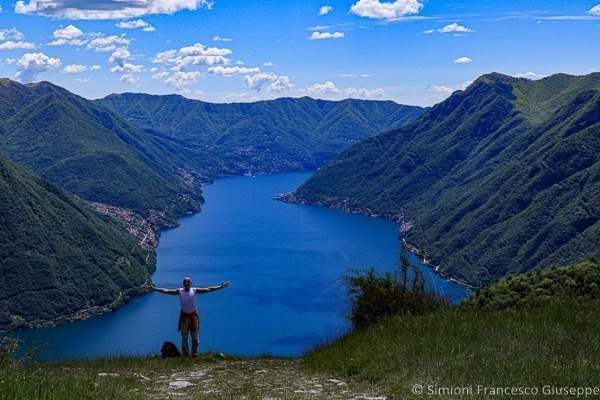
[0, 155, 153, 330]
[291, 72, 600, 285]
[0, 79, 199, 221]
[96, 94, 425, 176]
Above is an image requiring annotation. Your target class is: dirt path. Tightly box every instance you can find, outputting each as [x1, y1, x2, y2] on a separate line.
[140, 358, 388, 399]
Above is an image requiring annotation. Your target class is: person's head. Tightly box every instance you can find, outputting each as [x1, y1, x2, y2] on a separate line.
[183, 277, 192, 288]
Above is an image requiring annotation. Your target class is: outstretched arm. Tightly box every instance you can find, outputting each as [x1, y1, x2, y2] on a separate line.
[196, 281, 231, 294]
[147, 285, 179, 295]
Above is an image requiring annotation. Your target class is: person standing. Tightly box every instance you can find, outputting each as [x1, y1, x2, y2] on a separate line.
[148, 277, 231, 357]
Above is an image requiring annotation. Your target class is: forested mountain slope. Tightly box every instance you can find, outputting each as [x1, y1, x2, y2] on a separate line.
[96, 94, 425, 176]
[290, 72, 600, 285]
[0, 79, 199, 221]
[0, 155, 153, 330]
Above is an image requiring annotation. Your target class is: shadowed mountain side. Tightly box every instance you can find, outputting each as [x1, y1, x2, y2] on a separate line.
[0, 155, 153, 330]
[95, 94, 426, 177]
[290, 72, 600, 285]
[0, 78, 200, 221]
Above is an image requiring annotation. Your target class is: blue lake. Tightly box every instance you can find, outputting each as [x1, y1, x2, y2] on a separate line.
[16, 171, 468, 360]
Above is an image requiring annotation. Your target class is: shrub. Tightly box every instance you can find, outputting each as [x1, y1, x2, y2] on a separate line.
[342, 242, 449, 330]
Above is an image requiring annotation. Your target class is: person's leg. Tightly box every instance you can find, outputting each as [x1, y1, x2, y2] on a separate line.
[180, 318, 190, 356]
[191, 315, 200, 356]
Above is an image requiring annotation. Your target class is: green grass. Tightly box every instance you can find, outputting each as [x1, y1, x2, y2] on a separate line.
[2, 300, 598, 399]
[303, 301, 600, 399]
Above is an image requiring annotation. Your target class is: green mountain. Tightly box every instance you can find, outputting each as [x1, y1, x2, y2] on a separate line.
[290, 72, 600, 286]
[0, 155, 153, 330]
[95, 94, 425, 176]
[0, 79, 199, 221]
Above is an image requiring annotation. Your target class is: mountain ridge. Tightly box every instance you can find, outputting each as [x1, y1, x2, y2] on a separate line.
[289, 72, 600, 285]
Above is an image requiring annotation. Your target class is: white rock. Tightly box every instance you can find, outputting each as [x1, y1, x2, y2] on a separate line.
[169, 380, 194, 389]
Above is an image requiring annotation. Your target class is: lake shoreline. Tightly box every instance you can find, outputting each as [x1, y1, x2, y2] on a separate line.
[274, 190, 476, 291]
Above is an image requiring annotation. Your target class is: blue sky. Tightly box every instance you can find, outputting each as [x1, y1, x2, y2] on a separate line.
[0, 0, 598, 105]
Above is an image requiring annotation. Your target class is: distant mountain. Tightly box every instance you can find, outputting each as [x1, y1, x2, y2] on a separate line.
[95, 94, 425, 176]
[289, 72, 600, 285]
[0, 155, 153, 330]
[0, 78, 200, 221]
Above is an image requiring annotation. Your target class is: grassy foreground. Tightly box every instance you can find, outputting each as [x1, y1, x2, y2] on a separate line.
[2, 300, 598, 399]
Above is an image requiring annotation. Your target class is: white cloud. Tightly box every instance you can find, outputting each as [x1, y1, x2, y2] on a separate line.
[5, 58, 16, 64]
[438, 23, 473, 33]
[460, 80, 473, 90]
[0, 28, 25, 41]
[213, 36, 232, 42]
[244, 72, 294, 93]
[86, 34, 131, 52]
[14, 0, 214, 20]
[49, 25, 85, 46]
[301, 81, 340, 96]
[152, 71, 169, 80]
[0, 41, 35, 50]
[431, 85, 453, 94]
[151, 42, 232, 70]
[0, 28, 25, 42]
[319, 5, 333, 15]
[453, 56, 472, 64]
[15, 52, 62, 82]
[62, 64, 87, 74]
[423, 29, 434, 34]
[514, 72, 547, 80]
[76, 78, 90, 83]
[116, 19, 156, 32]
[309, 31, 344, 40]
[349, 0, 424, 20]
[108, 47, 143, 84]
[345, 87, 386, 98]
[0, 28, 34, 50]
[588, 5, 600, 16]
[263, 61, 274, 66]
[340, 73, 371, 77]
[207, 66, 260, 76]
[164, 71, 202, 90]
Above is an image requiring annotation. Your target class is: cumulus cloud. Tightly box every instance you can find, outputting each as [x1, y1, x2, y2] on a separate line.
[207, 66, 260, 76]
[15, 52, 61, 82]
[514, 72, 547, 80]
[453, 56, 472, 64]
[164, 71, 202, 89]
[319, 5, 333, 15]
[309, 31, 344, 40]
[423, 29, 434, 34]
[151, 42, 232, 70]
[0, 41, 35, 50]
[340, 73, 371, 77]
[588, 5, 600, 16]
[86, 34, 131, 52]
[62, 64, 87, 74]
[438, 23, 473, 33]
[116, 19, 156, 32]
[152, 71, 169, 80]
[345, 87, 386, 98]
[431, 85, 453, 93]
[244, 72, 294, 93]
[0, 28, 25, 42]
[49, 24, 85, 46]
[213, 36, 232, 42]
[349, 0, 424, 20]
[108, 47, 143, 84]
[0, 28, 35, 50]
[301, 81, 340, 96]
[14, 0, 214, 20]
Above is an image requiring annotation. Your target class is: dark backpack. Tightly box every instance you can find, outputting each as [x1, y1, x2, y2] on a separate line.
[161, 341, 181, 358]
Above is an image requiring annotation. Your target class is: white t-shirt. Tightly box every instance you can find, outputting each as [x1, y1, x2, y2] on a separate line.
[179, 288, 197, 313]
